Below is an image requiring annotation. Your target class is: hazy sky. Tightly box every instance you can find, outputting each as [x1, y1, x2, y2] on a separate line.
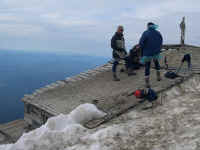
[0, 0, 200, 56]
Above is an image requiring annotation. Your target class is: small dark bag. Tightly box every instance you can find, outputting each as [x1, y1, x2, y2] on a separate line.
[146, 88, 158, 102]
[165, 71, 179, 79]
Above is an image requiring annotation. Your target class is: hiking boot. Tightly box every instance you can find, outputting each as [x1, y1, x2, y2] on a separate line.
[113, 73, 120, 81]
[145, 76, 151, 88]
[156, 71, 161, 81]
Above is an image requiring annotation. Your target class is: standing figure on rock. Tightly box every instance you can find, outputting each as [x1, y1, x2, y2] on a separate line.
[139, 22, 163, 88]
[111, 25, 127, 81]
[180, 17, 186, 45]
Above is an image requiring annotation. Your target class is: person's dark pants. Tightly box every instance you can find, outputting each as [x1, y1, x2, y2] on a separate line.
[112, 60, 119, 73]
[145, 59, 160, 76]
[188, 62, 191, 69]
[112, 51, 121, 73]
[182, 54, 191, 70]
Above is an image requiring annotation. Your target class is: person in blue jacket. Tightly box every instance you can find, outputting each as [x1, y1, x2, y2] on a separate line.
[139, 22, 163, 88]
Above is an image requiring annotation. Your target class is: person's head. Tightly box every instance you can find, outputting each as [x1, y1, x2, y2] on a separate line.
[147, 22, 154, 28]
[117, 25, 124, 34]
[147, 22, 158, 30]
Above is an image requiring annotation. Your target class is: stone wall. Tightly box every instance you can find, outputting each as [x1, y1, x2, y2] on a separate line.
[24, 103, 53, 129]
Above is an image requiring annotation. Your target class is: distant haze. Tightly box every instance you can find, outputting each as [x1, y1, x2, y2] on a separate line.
[0, 0, 200, 56]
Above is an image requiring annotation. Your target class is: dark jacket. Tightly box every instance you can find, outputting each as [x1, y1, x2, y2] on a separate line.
[139, 28, 163, 56]
[111, 32, 127, 59]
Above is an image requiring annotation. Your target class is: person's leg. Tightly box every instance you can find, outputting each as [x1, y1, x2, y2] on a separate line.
[153, 59, 161, 81]
[187, 54, 192, 72]
[164, 56, 168, 69]
[187, 61, 192, 73]
[112, 60, 120, 81]
[145, 61, 151, 88]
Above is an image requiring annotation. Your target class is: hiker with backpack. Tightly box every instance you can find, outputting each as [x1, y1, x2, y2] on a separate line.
[178, 53, 191, 73]
[124, 45, 142, 72]
[111, 25, 128, 81]
[165, 53, 192, 79]
[139, 22, 163, 88]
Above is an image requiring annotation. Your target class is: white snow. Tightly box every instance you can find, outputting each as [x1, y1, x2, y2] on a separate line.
[1, 76, 200, 150]
[0, 103, 106, 150]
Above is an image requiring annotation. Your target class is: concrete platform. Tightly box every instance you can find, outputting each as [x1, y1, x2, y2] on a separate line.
[0, 119, 27, 144]
[21, 46, 200, 129]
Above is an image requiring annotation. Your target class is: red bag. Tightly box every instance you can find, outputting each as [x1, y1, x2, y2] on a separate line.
[134, 89, 146, 98]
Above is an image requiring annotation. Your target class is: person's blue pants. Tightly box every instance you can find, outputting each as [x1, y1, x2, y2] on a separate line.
[112, 60, 119, 73]
[145, 59, 160, 76]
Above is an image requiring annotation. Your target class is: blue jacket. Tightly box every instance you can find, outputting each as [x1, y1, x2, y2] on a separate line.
[139, 28, 163, 56]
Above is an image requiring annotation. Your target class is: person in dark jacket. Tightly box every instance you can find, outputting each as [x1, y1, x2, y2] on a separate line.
[139, 22, 163, 88]
[124, 45, 141, 71]
[111, 25, 128, 81]
[176, 53, 191, 74]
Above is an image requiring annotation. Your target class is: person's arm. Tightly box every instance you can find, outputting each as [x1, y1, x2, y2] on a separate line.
[111, 35, 118, 50]
[139, 32, 147, 49]
[158, 31, 163, 46]
[159, 32, 163, 50]
[122, 37, 127, 54]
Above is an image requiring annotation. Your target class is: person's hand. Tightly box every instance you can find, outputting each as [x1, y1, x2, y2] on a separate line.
[136, 44, 140, 49]
[118, 48, 123, 52]
[123, 49, 128, 55]
[119, 48, 125, 52]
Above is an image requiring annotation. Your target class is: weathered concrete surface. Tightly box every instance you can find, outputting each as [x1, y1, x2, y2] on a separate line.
[21, 46, 200, 129]
[162, 44, 199, 49]
[0, 120, 27, 144]
[24, 48, 199, 109]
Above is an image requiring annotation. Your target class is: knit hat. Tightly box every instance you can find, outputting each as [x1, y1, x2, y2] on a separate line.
[147, 22, 159, 30]
[147, 22, 154, 26]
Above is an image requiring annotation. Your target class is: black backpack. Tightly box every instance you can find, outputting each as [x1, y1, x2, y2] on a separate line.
[165, 71, 179, 79]
[146, 88, 158, 102]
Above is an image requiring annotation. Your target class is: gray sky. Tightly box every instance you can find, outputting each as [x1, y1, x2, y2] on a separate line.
[0, 0, 200, 56]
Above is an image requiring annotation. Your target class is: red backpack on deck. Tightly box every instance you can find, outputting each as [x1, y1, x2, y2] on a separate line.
[134, 88, 158, 102]
[134, 89, 146, 99]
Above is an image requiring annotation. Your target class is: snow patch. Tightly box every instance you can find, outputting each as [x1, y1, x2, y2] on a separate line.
[0, 103, 106, 150]
[69, 103, 106, 124]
